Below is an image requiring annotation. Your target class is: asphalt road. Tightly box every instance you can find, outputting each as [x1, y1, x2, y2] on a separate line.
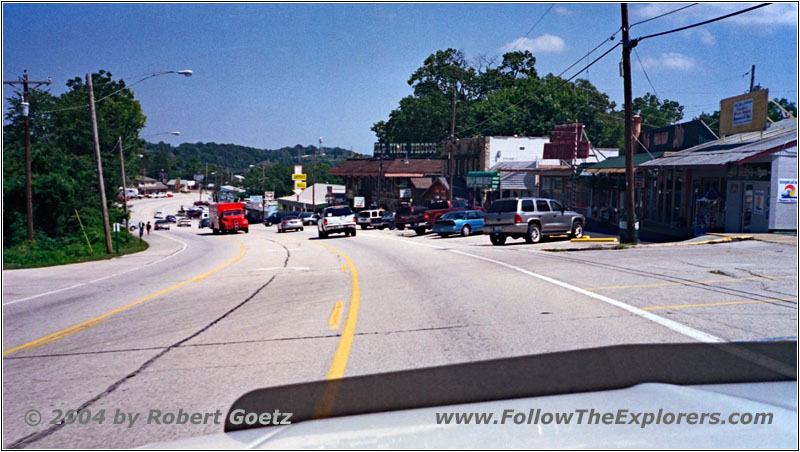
[2, 194, 797, 448]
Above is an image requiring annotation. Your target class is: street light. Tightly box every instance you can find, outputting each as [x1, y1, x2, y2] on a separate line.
[88, 70, 191, 254]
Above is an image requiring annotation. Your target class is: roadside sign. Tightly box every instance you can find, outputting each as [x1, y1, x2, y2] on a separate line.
[292, 173, 307, 181]
[399, 189, 412, 199]
[250, 195, 263, 203]
[113, 223, 121, 232]
[354, 196, 365, 208]
[265, 191, 275, 201]
[296, 181, 307, 189]
[466, 171, 500, 189]
[194, 173, 204, 182]
[294, 165, 303, 175]
[293, 188, 303, 195]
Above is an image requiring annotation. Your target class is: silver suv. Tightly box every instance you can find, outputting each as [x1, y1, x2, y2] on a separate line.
[484, 197, 585, 246]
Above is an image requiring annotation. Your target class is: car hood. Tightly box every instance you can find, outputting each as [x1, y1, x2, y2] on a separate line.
[145, 342, 795, 449]
[147, 381, 796, 449]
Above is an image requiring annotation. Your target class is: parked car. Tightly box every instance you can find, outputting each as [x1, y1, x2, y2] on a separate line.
[166, 215, 177, 223]
[423, 199, 470, 229]
[194, 200, 210, 206]
[318, 206, 356, 238]
[178, 218, 192, 227]
[199, 218, 210, 229]
[157, 192, 167, 198]
[154, 219, 170, 230]
[299, 212, 321, 225]
[264, 211, 300, 226]
[277, 216, 304, 233]
[484, 197, 585, 246]
[433, 210, 485, 237]
[393, 205, 428, 234]
[378, 211, 395, 230]
[154, 210, 165, 219]
[357, 209, 385, 229]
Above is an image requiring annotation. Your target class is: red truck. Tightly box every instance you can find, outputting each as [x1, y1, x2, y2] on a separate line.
[209, 202, 249, 234]
[396, 199, 484, 235]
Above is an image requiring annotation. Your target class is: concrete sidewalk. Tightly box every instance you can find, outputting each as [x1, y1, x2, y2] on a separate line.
[709, 232, 797, 246]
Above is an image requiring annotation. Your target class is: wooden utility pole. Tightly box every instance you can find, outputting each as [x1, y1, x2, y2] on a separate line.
[749, 65, 756, 92]
[621, 4, 637, 244]
[3, 71, 52, 242]
[87, 73, 114, 254]
[449, 86, 457, 200]
[118, 136, 129, 227]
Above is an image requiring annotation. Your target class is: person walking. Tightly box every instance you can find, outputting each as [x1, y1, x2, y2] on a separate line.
[146, 221, 152, 235]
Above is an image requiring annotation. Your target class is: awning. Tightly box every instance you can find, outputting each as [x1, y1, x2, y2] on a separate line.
[583, 152, 664, 174]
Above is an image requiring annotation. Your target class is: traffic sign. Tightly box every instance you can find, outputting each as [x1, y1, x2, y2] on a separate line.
[292, 173, 307, 181]
[295, 181, 307, 189]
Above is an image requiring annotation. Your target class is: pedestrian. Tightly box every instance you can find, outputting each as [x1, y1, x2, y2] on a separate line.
[146, 221, 152, 235]
[139, 221, 144, 240]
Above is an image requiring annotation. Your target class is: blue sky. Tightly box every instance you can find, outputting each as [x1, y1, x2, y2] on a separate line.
[3, 3, 797, 155]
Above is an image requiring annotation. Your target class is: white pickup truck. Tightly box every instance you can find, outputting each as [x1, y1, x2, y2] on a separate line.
[318, 206, 357, 238]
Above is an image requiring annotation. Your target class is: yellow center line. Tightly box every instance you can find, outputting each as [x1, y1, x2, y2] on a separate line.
[3, 240, 247, 356]
[643, 296, 797, 311]
[328, 301, 344, 330]
[585, 275, 790, 291]
[309, 241, 360, 419]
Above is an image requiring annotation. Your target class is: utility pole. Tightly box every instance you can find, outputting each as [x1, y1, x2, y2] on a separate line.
[87, 73, 114, 254]
[621, 4, 637, 244]
[3, 71, 51, 242]
[449, 85, 457, 200]
[749, 65, 756, 92]
[118, 136, 129, 227]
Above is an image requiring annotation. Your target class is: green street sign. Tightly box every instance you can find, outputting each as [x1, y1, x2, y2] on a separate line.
[466, 171, 500, 189]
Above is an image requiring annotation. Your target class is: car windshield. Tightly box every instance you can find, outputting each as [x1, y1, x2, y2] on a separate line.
[442, 211, 465, 220]
[4, 5, 796, 450]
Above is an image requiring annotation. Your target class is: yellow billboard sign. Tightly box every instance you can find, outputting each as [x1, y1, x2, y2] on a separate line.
[295, 181, 307, 189]
[719, 89, 768, 137]
[292, 173, 307, 181]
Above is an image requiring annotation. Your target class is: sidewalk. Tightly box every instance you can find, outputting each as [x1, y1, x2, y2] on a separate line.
[709, 232, 797, 246]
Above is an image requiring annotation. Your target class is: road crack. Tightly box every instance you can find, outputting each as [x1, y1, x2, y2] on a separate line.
[7, 239, 290, 449]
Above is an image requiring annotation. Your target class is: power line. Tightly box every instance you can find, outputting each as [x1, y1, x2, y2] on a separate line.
[629, 3, 698, 28]
[509, 4, 555, 53]
[632, 3, 771, 44]
[633, 48, 658, 98]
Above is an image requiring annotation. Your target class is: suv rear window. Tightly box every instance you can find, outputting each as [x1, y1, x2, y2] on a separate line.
[488, 200, 518, 213]
[326, 207, 353, 216]
[429, 201, 449, 210]
[358, 212, 370, 218]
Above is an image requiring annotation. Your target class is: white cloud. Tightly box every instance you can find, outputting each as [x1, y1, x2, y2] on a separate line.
[641, 52, 697, 72]
[631, 3, 797, 28]
[499, 34, 566, 54]
[554, 6, 573, 16]
[693, 28, 716, 45]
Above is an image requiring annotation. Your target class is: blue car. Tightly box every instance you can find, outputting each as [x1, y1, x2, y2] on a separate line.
[432, 210, 485, 237]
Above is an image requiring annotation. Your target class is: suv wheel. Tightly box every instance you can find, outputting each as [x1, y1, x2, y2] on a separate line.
[318, 230, 327, 239]
[351, 228, 357, 237]
[572, 221, 584, 239]
[490, 234, 506, 246]
[524, 223, 541, 244]
[414, 227, 426, 235]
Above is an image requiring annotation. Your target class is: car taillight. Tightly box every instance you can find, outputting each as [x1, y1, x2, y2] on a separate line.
[324, 219, 328, 225]
[424, 212, 430, 221]
[353, 217, 357, 223]
[514, 214, 522, 224]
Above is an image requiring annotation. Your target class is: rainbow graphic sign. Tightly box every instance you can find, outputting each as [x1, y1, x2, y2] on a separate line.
[778, 179, 797, 203]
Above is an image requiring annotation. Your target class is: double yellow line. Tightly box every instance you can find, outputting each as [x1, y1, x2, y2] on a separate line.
[3, 241, 246, 356]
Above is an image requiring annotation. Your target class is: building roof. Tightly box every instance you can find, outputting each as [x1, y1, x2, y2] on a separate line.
[329, 158, 442, 178]
[640, 118, 797, 168]
[278, 183, 345, 207]
[583, 152, 664, 173]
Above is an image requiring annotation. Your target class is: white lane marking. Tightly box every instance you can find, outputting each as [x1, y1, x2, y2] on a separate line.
[361, 234, 724, 343]
[3, 234, 188, 306]
[252, 267, 310, 271]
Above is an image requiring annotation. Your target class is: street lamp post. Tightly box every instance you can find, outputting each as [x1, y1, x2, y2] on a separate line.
[87, 70, 191, 253]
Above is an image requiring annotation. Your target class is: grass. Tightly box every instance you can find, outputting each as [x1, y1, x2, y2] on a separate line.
[3, 229, 148, 269]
